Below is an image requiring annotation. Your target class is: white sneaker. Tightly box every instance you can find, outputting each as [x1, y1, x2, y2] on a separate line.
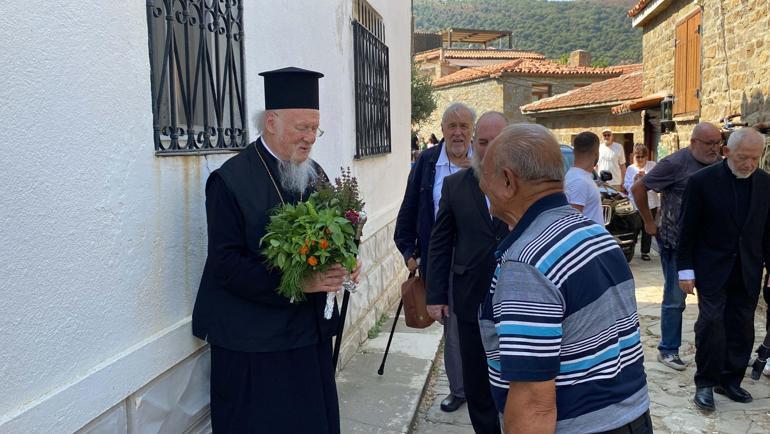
[658, 352, 687, 371]
[764, 363, 770, 377]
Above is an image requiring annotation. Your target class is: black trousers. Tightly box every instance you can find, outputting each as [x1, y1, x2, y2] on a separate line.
[210, 340, 339, 434]
[694, 263, 760, 388]
[640, 208, 657, 254]
[457, 317, 501, 434]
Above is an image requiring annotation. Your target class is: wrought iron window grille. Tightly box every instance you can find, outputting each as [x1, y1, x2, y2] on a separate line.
[146, 0, 248, 156]
[352, 17, 391, 159]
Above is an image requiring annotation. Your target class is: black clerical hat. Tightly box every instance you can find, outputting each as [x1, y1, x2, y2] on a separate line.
[259, 67, 324, 110]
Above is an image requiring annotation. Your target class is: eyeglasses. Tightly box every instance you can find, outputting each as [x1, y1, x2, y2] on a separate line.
[693, 137, 722, 146]
[602, 133, 612, 137]
[273, 112, 325, 138]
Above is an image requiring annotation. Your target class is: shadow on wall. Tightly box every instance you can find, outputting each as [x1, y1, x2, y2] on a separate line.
[741, 89, 770, 125]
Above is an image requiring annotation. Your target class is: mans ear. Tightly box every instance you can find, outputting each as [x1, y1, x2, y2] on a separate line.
[502, 167, 517, 196]
[265, 112, 279, 134]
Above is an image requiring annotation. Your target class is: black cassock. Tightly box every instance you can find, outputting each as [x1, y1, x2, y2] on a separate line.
[192, 138, 339, 433]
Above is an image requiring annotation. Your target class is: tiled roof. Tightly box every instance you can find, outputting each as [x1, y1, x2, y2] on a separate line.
[628, 0, 653, 17]
[433, 59, 632, 88]
[611, 93, 665, 114]
[521, 71, 643, 113]
[414, 48, 545, 63]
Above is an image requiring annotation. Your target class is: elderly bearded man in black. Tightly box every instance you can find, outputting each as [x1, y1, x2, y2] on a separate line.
[677, 127, 770, 412]
[192, 67, 360, 433]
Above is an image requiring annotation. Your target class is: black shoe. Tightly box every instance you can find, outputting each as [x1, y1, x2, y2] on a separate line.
[714, 384, 753, 403]
[641, 253, 651, 261]
[694, 387, 715, 412]
[440, 394, 466, 412]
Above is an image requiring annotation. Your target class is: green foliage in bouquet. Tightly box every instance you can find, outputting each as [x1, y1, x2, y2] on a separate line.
[260, 167, 365, 302]
[313, 167, 365, 213]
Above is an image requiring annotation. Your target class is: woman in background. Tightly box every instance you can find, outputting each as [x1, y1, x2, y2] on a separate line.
[624, 143, 659, 261]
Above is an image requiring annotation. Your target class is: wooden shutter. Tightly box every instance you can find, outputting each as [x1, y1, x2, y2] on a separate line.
[673, 10, 702, 115]
[673, 20, 688, 115]
[685, 11, 702, 113]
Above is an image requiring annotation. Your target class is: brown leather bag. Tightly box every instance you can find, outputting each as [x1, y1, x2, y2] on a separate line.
[401, 271, 435, 329]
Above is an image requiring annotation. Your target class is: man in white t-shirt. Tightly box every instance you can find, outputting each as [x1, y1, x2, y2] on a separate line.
[598, 128, 626, 189]
[565, 131, 604, 224]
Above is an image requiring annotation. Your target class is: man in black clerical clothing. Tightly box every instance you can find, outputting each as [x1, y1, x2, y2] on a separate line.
[426, 111, 509, 433]
[677, 127, 770, 412]
[192, 67, 360, 433]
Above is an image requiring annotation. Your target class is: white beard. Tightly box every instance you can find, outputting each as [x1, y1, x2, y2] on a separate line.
[727, 159, 754, 179]
[277, 159, 318, 194]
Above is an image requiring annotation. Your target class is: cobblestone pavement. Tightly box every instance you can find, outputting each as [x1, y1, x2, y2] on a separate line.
[412, 253, 770, 433]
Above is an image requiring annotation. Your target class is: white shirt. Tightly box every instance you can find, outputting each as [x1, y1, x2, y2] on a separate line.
[598, 142, 626, 185]
[623, 161, 660, 210]
[433, 144, 473, 218]
[565, 167, 604, 225]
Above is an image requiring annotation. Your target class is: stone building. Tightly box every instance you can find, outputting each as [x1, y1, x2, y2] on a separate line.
[627, 0, 770, 157]
[521, 70, 648, 161]
[0, 0, 411, 432]
[418, 54, 632, 139]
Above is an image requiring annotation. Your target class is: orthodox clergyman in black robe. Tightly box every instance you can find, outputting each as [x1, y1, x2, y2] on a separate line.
[192, 67, 358, 433]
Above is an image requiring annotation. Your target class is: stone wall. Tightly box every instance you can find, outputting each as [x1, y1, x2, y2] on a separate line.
[640, 0, 698, 98]
[639, 0, 702, 156]
[420, 75, 607, 139]
[700, 0, 770, 125]
[418, 80, 504, 140]
[532, 110, 644, 146]
[640, 0, 770, 156]
[504, 77, 599, 124]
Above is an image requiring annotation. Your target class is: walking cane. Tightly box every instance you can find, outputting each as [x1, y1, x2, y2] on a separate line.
[331, 213, 367, 370]
[378, 298, 404, 375]
[332, 289, 351, 369]
[750, 273, 770, 380]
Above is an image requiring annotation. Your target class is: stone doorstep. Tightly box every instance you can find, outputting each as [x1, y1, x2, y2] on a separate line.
[337, 311, 445, 433]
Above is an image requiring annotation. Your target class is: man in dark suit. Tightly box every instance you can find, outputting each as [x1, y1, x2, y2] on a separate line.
[677, 127, 770, 412]
[395, 103, 477, 411]
[192, 68, 359, 433]
[426, 112, 509, 433]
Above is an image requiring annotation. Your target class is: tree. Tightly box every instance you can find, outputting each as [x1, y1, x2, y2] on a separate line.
[411, 62, 437, 127]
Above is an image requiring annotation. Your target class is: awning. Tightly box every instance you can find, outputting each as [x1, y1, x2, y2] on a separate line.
[611, 94, 665, 114]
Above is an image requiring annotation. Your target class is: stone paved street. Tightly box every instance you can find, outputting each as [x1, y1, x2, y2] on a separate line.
[412, 252, 770, 433]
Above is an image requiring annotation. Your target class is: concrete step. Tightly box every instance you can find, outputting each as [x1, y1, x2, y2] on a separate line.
[337, 310, 444, 433]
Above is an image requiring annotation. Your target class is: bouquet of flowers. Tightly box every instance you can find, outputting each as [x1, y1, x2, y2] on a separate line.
[261, 168, 366, 318]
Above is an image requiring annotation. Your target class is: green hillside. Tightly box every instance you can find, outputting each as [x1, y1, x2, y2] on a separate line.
[413, 0, 642, 65]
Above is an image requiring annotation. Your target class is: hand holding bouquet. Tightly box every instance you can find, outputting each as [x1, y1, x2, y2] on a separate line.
[261, 168, 366, 318]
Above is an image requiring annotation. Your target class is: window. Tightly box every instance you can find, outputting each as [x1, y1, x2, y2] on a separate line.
[532, 84, 552, 101]
[353, 0, 391, 159]
[146, 0, 247, 154]
[673, 10, 701, 116]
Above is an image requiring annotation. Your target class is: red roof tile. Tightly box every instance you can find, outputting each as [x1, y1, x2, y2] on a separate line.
[521, 71, 643, 113]
[433, 59, 632, 88]
[414, 48, 545, 63]
[628, 0, 653, 18]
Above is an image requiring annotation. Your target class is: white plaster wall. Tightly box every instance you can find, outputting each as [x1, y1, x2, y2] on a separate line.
[243, 0, 412, 238]
[0, 0, 410, 432]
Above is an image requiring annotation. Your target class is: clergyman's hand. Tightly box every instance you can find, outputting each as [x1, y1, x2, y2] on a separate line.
[644, 221, 658, 236]
[303, 264, 346, 293]
[406, 257, 418, 273]
[679, 279, 696, 295]
[427, 304, 449, 324]
[350, 259, 363, 285]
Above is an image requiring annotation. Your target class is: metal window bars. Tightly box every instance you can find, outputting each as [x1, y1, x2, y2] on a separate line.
[353, 20, 391, 159]
[146, 0, 248, 155]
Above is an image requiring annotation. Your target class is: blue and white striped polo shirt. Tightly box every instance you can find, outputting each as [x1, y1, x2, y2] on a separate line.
[479, 193, 648, 433]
